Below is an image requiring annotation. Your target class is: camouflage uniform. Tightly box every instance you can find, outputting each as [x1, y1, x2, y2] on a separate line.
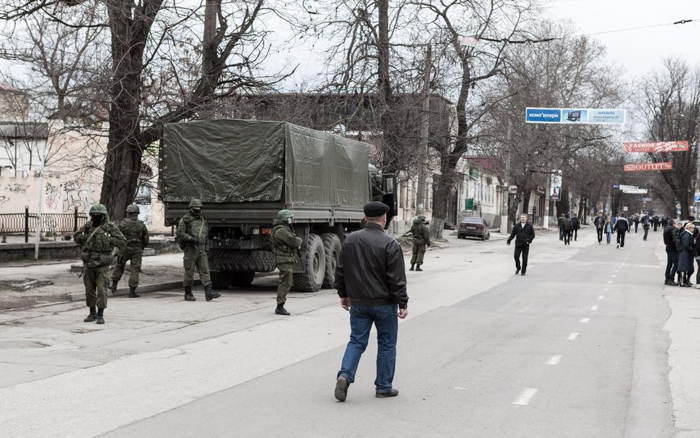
[111, 204, 149, 296]
[176, 199, 220, 301]
[409, 216, 431, 271]
[271, 209, 302, 315]
[74, 204, 126, 324]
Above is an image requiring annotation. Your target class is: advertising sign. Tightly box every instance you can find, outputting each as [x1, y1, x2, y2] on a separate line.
[550, 169, 562, 201]
[526, 107, 625, 125]
[623, 141, 689, 153]
[623, 162, 673, 172]
[695, 192, 700, 203]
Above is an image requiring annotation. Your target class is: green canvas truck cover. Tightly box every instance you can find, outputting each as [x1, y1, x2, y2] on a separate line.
[160, 119, 370, 209]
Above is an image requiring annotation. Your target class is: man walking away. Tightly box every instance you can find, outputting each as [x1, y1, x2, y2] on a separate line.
[594, 212, 605, 244]
[271, 209, 302, 316]
[571, 215, 580, 241]
[562, 214, 572, 246]
[641, 214, 650, 241]
[74, 204, 126, 324]
[614, 214, 629, 248]
[409, 215, 431, 271]
[604, 216, 614, 244]
[110, 204, 149, 298]
[678, 222, 696, 287]
[507, 214, 535, 276]
[634, 215, 640, 233]
[558, 214, 566, 241]
[664, 219, 680, 285]
[334, 202, 408, 402]
[176, 198, 221, 302]
[653, 216, 660, 232]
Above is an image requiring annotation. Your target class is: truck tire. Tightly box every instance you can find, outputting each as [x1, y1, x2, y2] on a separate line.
[209, 250, 276, 273]
[293, 233, 326, 292]
[321, 233, 342, 288]
[210, 272, 229, 290]
[229, 271, 255, 288]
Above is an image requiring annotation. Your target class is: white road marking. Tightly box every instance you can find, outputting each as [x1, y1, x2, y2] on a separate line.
[454, 386, 469, 391]
[513, 388, 538, 406]
[598, 295, 605, 300]
[591, 305, 599, 311]
[546, 355, 562, 365]
[568, 332, 579, 340]
[607, 280, 613, 284]
[580, 318, 590, 323]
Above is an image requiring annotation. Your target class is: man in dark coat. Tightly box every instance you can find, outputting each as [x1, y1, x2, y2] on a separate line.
[334, 201, 408, 402]
[678, 223, 696, 287]
[634, 215, 640, 233]
[562, 214, 572, 246]
[507, 214, 535, 276]
[571, 215, 580, 241]
[614, 214, 629, 248]
[653, 216, 660, 232]
[594, 212, 605, 244]
[663, 219, 681, 285]
[558, 214, 566, 241]
[641, 214, 651, 241]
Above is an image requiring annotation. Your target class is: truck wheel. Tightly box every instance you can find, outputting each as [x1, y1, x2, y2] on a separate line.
[293, 233, 326, 292]
[321, 233, 342, 288]
[230, 271, 255, 287]
[210, 272, 229, 290]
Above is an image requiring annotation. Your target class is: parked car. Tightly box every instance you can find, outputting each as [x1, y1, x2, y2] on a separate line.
[458, 217, 490, 240]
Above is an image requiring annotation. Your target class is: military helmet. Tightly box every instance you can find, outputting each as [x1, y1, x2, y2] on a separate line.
[188, 198, 203, 209]
[276, 209, 294, 222]
[126, 204, 140, 215]
[89, 204, 108, 215]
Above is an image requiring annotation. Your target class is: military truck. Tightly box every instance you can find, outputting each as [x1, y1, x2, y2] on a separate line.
[159, 119, 396, 292]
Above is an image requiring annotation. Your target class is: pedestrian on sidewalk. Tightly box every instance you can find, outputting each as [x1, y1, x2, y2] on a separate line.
[409, 215, 430, 272]
[176, 199, 221, 302]
[614, 214, 629, 248]
[571, 215, 580, 241]
[663, 219, 680, 286]
[507, 214, 535, 276]
[110, 204, 149, 298]
[678, 222, 696, 287]
[562, 214, 572, 246]
[604, 216, 614, 244]
[634, 215, 640, 233]
[653, 216, 660, 232]
[594, 212, 605, 244]
[642, 214, 650, 241]
[558, 213, 566, 241]
[334, 201, 408, 402]
[74, 204, 126, 325]
[271, 209, 303, 316]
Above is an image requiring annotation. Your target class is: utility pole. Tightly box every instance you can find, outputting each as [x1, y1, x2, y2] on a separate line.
[416, 44, 431, 214]
[500, 120, 511, 235]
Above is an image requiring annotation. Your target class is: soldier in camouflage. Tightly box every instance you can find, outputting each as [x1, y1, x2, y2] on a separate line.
[177, 198, 221, 302]
[271, 209, 302, 316]
[409, 215, 431, 272]
[110, 204, 149, 298]
[74, 204, 126, 324]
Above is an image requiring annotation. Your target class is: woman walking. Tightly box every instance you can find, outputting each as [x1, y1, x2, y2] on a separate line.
[604, 216, 614, 244]
[677, 222, 696, 287]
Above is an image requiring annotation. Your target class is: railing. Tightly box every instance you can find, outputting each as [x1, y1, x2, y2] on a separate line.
[0, 207, 88, 242]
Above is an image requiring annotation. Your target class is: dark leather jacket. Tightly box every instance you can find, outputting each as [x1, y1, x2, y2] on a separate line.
[507, 222, 535, 246]
[334, 223, 408, 309]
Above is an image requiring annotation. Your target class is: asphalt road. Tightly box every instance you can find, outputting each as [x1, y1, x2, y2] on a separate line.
[0, 228, 675, 437]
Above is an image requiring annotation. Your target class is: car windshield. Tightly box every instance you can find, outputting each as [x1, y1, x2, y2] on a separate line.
[462, 217, 482, 224]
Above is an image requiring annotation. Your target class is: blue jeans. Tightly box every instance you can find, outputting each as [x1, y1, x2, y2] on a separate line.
[338, 304, 398, 392]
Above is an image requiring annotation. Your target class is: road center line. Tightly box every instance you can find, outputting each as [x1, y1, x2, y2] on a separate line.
[546, 355, 562, 365]
[568, 332, 579, 340]
[591, 305, 599, 311]
[580, 318, 590, 323]
[513, 388, 538, 406]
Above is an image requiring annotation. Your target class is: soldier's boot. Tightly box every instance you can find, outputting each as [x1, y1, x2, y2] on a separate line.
[129, 286, 140, 298]
[84, 307, 97, 323]
[109, 279, 119, 295]
[416, 264, 423, 272]
[275, 304, 290, 316]
[96, 308, 105, 325]
[204, 284, 221, 302]
[184, 286, 196, 301]
[409, 264, 415, 271]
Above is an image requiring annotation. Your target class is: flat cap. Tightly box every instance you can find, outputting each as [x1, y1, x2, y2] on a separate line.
[364, 201, 389, 218]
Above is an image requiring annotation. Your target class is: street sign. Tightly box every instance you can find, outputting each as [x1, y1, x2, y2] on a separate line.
[525, 107, 626, 125]
[641, 197, 653, 202]
[623, 162, 673, 172]
[694, 192, 700, 203]
[508, 185, 518, 194]
[623, 188, 648, 194]
[624, 140, 689, 153]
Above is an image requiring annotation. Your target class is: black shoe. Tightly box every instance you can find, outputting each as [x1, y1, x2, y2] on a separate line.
[129, 286, 140, 298]
[376, 388, 399, 398]
[409, 264, 415, 271]
[416, 265, 423, 272]
[275, 304, 290, 316]
[84, 313, 97, 323]
[335, 375, 349, 402]
[681, 283, 692, 288]
[204, 284, 221, 301]
[184, 286, 195, 301]
[515, 268, 521, 275]
[669, 281, 679, 286]
[96, 309, 105, 324]
[521, 271, 526, 276]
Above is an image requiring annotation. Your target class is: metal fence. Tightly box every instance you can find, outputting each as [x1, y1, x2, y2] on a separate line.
[0, 208, 88, 242]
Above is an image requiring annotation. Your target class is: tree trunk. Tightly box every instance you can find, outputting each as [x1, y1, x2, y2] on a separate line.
[522, 190, 531, 215]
